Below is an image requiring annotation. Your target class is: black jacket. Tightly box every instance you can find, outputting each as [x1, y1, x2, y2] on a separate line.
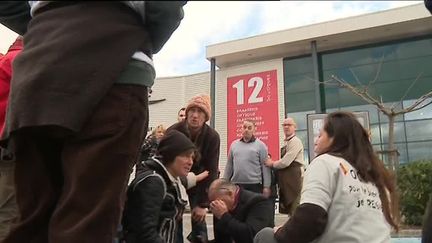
[167, 121, 220, 208]
[213, 188, 273, 243]
[135, 135, 159, 177]
[122, 158, 187, 243]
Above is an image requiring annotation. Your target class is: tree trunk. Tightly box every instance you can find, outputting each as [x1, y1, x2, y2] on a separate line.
[387, 115, 398, 171]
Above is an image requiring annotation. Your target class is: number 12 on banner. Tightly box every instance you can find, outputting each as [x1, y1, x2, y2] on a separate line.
[232, 77, 263, 105]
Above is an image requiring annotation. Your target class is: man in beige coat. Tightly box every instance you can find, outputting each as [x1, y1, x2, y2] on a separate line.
[265, 117, 305, 215]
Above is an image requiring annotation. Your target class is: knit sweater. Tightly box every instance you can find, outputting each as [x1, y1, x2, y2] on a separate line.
[224, 138, 271, 188]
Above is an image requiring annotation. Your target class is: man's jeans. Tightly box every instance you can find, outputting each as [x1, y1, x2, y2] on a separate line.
[0, 161, 17, 241]
[187, 196, 208, 243]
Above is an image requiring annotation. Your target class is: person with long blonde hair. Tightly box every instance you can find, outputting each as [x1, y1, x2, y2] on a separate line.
[255, 111, 399, 243]
[136, 124, 166, 176]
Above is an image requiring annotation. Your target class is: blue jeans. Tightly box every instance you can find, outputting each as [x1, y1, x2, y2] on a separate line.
[187, 196, 208, 243]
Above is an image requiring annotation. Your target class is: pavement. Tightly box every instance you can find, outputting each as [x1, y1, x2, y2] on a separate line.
[182, 213, 289, 242]
[182, 213, 422, 242]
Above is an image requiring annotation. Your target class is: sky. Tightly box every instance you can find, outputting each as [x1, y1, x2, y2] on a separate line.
[0, 1, 423, 78]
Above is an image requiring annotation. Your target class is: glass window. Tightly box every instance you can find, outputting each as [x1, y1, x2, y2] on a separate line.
[381, 142, 408, 165]
[404, 98, 432, 121]
[284, 56, 313, 76]
[325, 107, 339, 114]
[407, 141, 432, 162]
[304, 149, 310, 165]
[341, 104, 380, 124]
[286, 110, 315, 130]
[370, 124, 382, 145]
[284, 56, 316, 113]
[380, 122, 406, 143]
[322, 38, 432, 70]
[285, 91, 316, 113]
[323, 85, 370, 109]
[295, 130, 308, 149]
[321, 37, 432, 112]
[285, 73, 316, 94]
[405, 119, 432, 142]
[373, 144, 383, 161]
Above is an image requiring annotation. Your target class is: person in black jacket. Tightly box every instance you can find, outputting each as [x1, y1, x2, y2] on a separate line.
[123, 130, 196, 243]
[167, 94, 220, 243]
[135, 124, 166, 177]
[208, 179, 273, 243]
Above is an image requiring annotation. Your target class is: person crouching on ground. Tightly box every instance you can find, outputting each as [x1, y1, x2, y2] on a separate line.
[209, 179, 273, 243]
[122, 130, 198, 243]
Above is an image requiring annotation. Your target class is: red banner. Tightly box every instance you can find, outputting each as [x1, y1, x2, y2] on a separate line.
[227, 70, 280, 160]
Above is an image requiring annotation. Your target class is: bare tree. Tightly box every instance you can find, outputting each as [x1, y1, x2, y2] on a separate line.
[320, 61, 432, 171]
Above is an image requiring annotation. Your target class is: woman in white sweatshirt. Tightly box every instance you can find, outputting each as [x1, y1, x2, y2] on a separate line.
[255, 111, 399, 243]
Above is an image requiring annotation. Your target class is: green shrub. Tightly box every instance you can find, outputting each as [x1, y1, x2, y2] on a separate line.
[397, 160, 432, 226]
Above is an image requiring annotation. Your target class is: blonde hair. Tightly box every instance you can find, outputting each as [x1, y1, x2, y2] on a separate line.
[151, 124, 166, 136]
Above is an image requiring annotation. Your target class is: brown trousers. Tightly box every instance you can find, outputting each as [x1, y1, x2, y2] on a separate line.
[3, 85, 148, 243]
[277, 162, 303, 215]
[0, 161, 17, 241]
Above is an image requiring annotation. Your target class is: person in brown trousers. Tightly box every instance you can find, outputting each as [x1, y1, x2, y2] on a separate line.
[0, 2, 185, 243]
[265, 117, 305, 216]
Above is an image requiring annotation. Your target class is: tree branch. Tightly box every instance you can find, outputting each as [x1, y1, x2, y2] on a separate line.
[349, 67, 363, 87]
[365, 54, 385, 92]
[394, 91, 432, 115]
[391, 72, 423, 110]
[331, 75, 390, 115]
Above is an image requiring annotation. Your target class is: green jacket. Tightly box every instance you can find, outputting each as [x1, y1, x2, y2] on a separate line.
[0, 2, 186, 145]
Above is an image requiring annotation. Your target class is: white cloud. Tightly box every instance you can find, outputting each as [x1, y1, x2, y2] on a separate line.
[0, 1, 423, 77]
[153, 1, 260, 77]
[154, 1, 422, 77]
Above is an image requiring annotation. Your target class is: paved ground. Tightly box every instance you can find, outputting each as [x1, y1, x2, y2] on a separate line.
[182, 213, 422, 242]
[182, 213, 289, 242]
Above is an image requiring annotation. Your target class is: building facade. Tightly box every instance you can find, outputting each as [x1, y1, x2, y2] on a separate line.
[151, 3, 432, 171]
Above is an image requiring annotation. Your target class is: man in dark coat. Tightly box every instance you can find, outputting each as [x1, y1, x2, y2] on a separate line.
[0, 2, 185, 243]
[167, 94, 220, 243]
[208, 179, 273, 243]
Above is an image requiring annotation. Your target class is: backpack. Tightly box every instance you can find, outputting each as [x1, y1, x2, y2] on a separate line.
[117, 169, 167, 242]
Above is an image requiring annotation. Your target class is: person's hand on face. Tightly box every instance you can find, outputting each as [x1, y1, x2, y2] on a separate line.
[210, 199, 228, 219]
